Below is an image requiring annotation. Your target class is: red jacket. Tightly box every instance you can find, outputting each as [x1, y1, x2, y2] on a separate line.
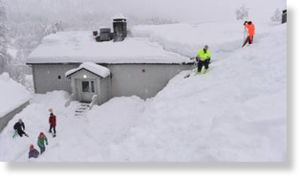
[245, 23, 255, 36]
[49, 114, 56, 126]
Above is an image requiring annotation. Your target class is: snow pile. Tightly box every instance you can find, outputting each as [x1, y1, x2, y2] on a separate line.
[0, 73, 31, 118]
[0, 23, 286, 162]
[65, 62, 110, 78]
[0, 92, 145, 161]
[131, 22, 274, 59]
[27, 31, 190, 64]
[113, 24, 286, 162]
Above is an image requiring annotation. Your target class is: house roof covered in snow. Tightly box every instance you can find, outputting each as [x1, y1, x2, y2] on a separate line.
[27, 31, 190, 64]
[65, 62, 110, 78]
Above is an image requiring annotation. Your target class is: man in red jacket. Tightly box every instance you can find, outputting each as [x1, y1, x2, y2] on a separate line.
[242, 21, 256, 47]
[48, 109, 57, 137]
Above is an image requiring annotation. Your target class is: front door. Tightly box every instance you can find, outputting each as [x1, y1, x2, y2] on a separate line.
[78, 80, 96, 102]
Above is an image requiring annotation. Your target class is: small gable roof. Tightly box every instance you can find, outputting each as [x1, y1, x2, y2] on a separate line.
[65, 62, 110, 78]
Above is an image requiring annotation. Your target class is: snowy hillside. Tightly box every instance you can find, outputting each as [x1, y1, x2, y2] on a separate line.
[0, 73, 31, 118]
[0, 22, 286, 162]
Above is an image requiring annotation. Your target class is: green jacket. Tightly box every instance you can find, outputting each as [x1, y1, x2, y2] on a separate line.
[37, 136, 48, 147]
[197, 49, 212, 61]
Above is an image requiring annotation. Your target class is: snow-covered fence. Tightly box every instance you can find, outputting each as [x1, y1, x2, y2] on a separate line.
[0, 101, 29, 132]
[65, 93, 75, 107]
[89, 95, 98, 110]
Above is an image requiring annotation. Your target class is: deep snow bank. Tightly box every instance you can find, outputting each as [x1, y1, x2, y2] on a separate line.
[131, 22, 276, 60]
[0, 23, 286, 162]
[113, 24, 287, 162]
[0, 73, 31, 118]
[0, 92, 145, 161]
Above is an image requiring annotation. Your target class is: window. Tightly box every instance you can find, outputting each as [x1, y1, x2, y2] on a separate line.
[91, 81, 95, 93]
[82, 81, 89, 92]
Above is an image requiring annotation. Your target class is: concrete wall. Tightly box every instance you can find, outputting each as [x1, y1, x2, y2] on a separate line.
[107, 64, 192, 99]
[0, 101, 29, 132]
[32, 64, 78, 93]
[99, 76, 112, 104]
[31, 63, 192, 100]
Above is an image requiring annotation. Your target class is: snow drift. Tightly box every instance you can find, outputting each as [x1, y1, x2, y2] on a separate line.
[0, 73, 31, 118]
[0, 22, 286, 162]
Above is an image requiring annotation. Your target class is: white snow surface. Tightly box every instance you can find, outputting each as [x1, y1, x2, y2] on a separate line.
[0, 73, 31, 118]
[27, 32, 190, 64]
[0, 22, 286, 162]
[131, 22, 277, 59]
[65, 62, 110, 78]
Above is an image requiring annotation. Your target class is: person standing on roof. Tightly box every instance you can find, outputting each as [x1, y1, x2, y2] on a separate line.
[242, 21, 256, 47]
[196, 45, 212, 74]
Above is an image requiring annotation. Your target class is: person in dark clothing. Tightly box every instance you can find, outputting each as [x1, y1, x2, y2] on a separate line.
[48, 109, 56, 137]
[28, 144, 39, 159]
[13, 119, 29, 137]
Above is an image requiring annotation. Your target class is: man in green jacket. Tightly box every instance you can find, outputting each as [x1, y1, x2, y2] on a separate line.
[196, 45, 212, 73]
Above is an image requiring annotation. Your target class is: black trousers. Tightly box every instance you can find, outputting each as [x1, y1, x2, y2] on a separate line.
[197, 59, 210, 72]
[17, 129, 26, 137]
[49, 125, 56, 134]
[242, 36, 254, 47]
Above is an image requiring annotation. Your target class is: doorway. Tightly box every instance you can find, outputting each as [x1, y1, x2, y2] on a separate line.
[76, 80, 96, 102]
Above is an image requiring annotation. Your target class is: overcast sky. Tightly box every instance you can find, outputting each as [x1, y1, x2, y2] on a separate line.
[5, 0, 286, 24]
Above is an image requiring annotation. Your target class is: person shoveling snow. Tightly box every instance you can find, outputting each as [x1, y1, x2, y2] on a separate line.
[184, 45, 212, 78]
[196, 45, 212, 74]
[242, 21, 256, 47]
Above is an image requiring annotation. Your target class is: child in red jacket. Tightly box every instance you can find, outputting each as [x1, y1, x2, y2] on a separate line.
[48, 108, 56, 137]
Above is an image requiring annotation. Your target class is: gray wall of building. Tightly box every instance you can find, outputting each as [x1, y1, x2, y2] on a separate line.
[107, 64, 192, 99]
[99, 76, 112, 104]
[30, 63, 192, 101]
[32, 64, 78, 93]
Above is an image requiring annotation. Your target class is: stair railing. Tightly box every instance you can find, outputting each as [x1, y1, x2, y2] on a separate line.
[65, 93, 75, 107]
[89, 95, 98, 110]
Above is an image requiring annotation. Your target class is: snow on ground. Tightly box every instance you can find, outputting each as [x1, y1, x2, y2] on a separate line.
[113, 24, 286, 162]
[0, 73, 31, 118]
[0, 22, 286, 162]
[0, 92, 145, 162]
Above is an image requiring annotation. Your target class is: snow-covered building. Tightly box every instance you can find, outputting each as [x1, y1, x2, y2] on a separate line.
[27, 31, 192, 104]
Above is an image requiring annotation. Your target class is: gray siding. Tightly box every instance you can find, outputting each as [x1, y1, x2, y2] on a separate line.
[107, 64, 192, 99]
[32, 64, 78, 93]
[30, 63, 192, 101]
[99, 76, 111, 104]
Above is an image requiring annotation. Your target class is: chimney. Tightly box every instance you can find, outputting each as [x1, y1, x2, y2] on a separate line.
[282, 9, 287, 24]
[113, 18, 127, 42]
[93, 31, 98, 37]
[99, 28, 112, 41]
